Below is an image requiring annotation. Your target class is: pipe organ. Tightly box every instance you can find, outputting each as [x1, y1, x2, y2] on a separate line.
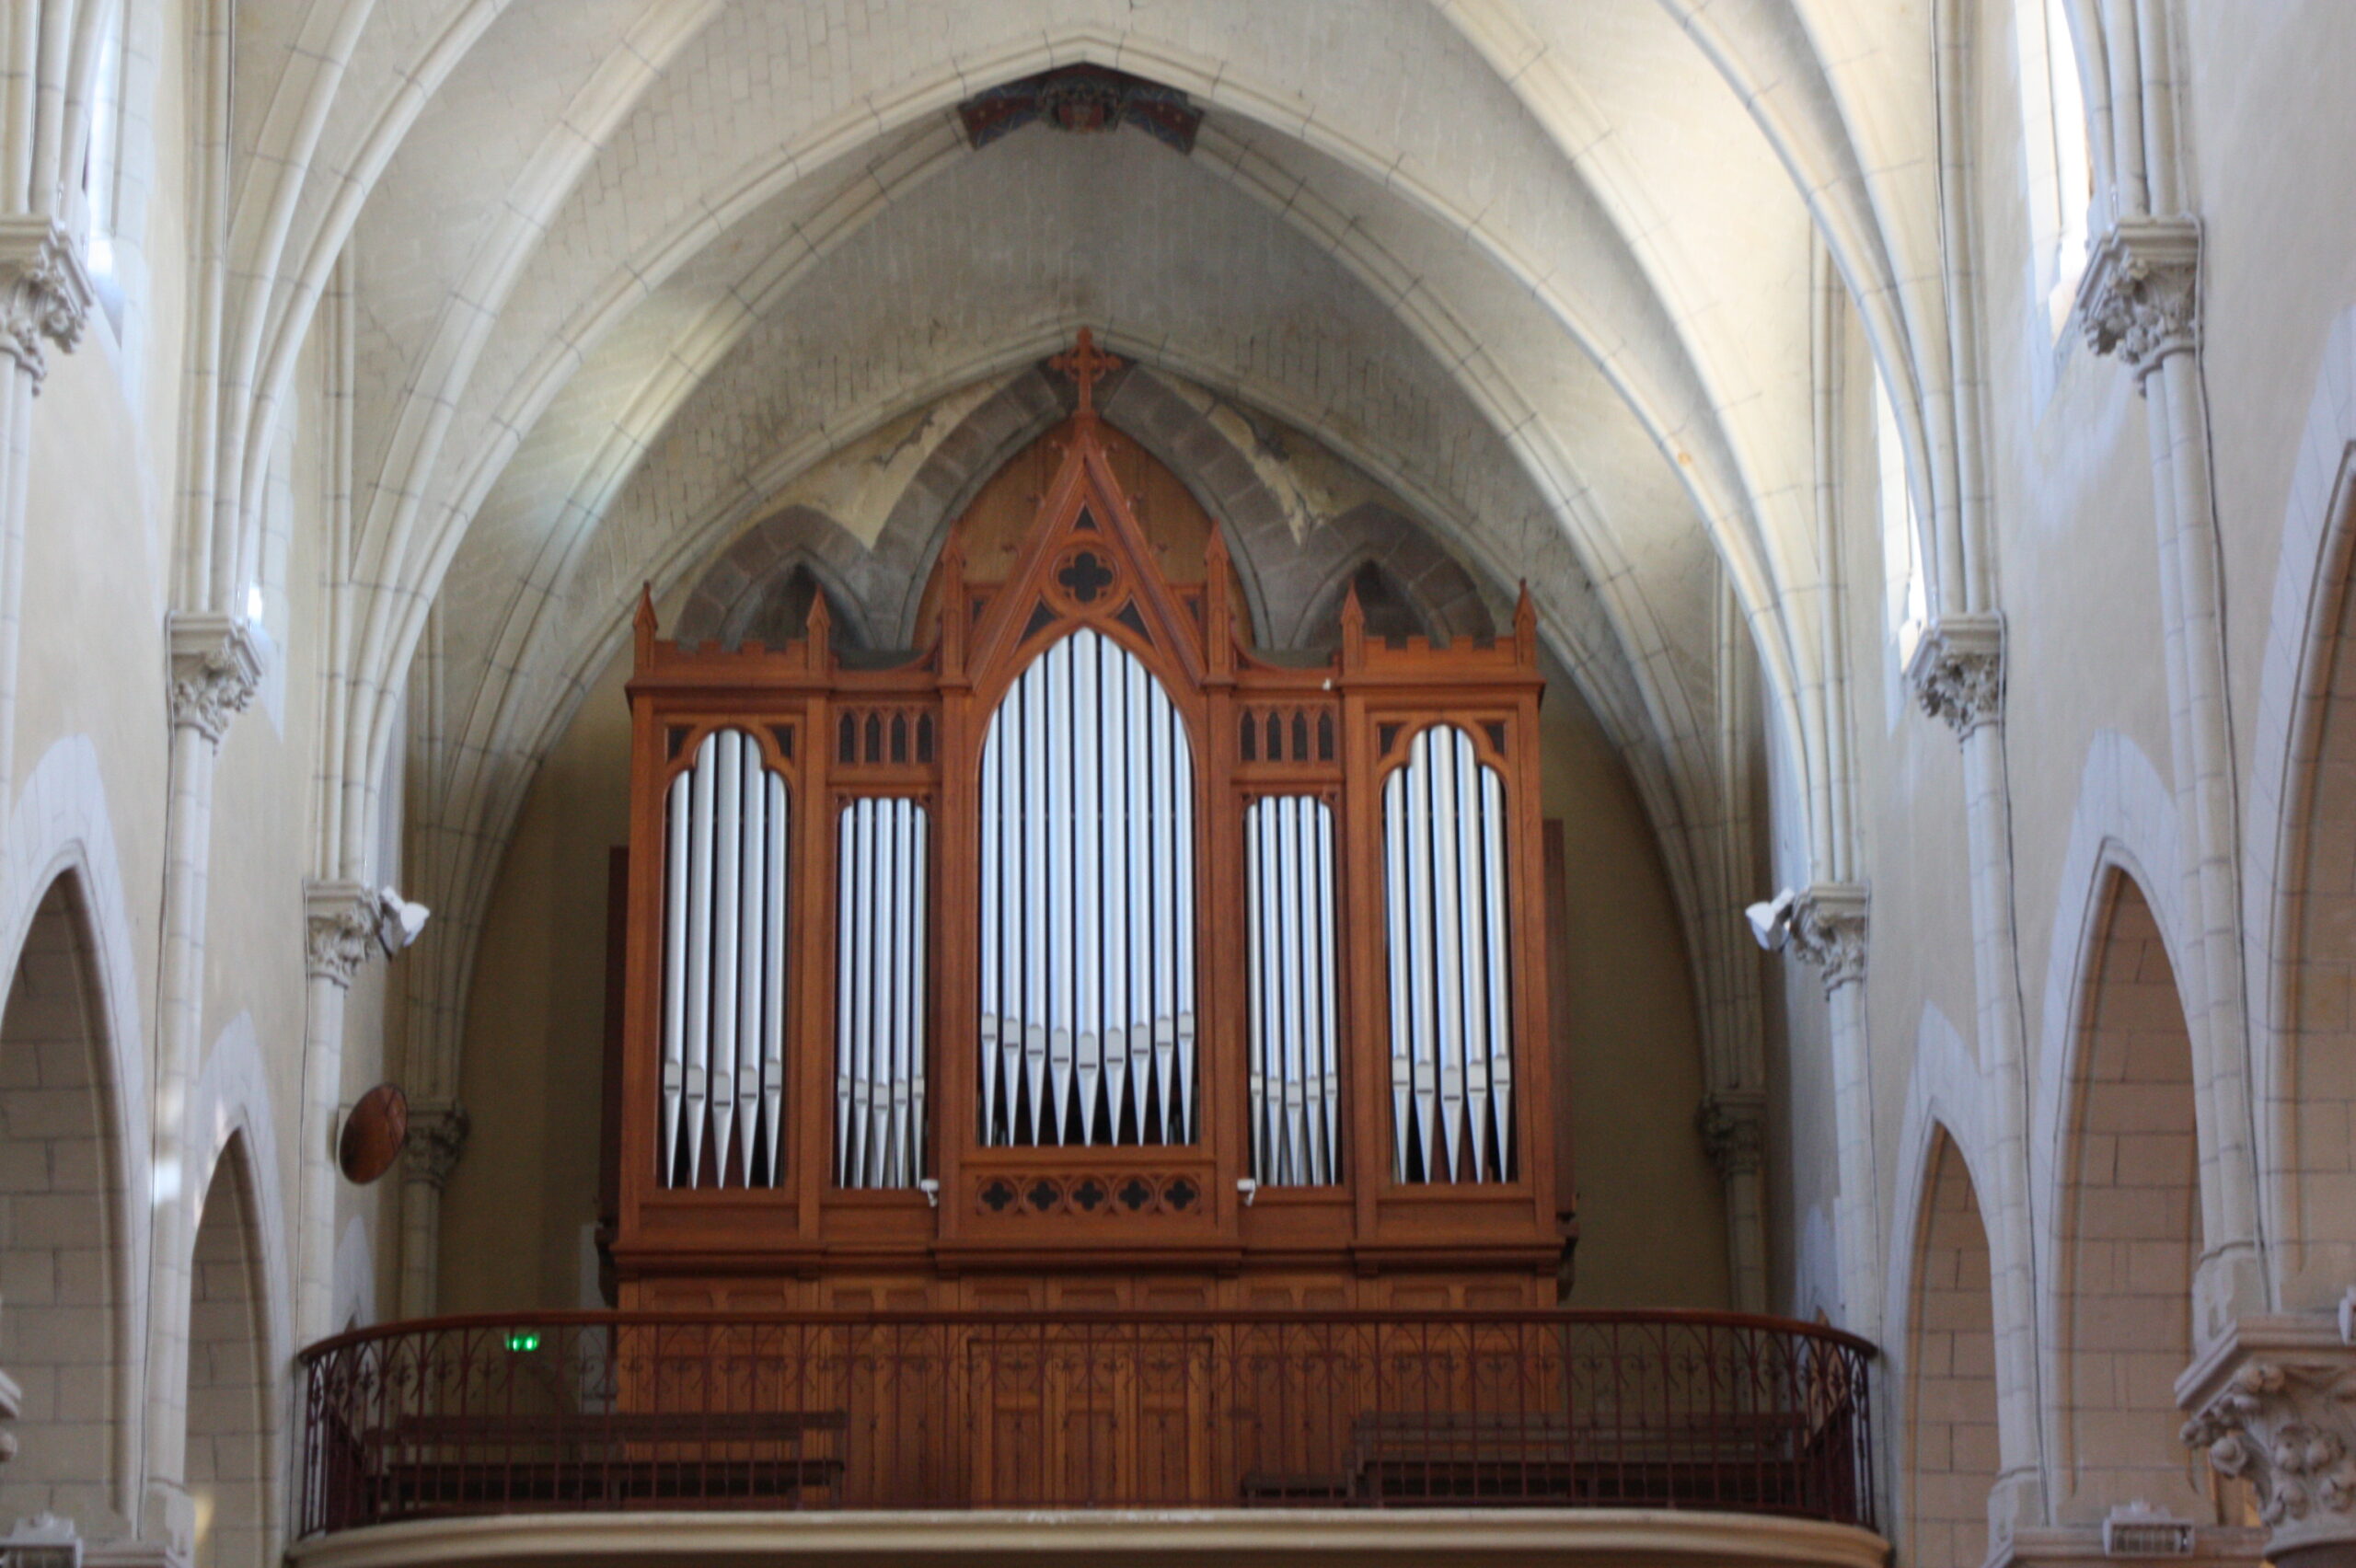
[611, 334, 1573, 1311]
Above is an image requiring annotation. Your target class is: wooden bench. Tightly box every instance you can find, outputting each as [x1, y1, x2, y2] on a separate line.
[1344, 1410, 1810, 1508]
[364, 1407, 850, 1517]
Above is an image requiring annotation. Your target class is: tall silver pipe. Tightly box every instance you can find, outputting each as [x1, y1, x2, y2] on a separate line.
[1173, 686, 1197, 1143]
[683, 735, 717, 1184]
[1311, 797, 1339, 1180]
[661, 772, 690, 1184]
[1073, 637, 1101, 1144]
[979, 724, 1000, 1142]
[834, 790, 858, 1182]
[1382, 767, 1413, 1182]
[1101, 636, 1130, 1144]
[1403, 737, 1438, 1180]
[1244, 800, 1266, 1179]
[733, 744, 766, 1185]
[1479, 767, 1513, 1176]
[906, 804, 930, 1182]
[761, 772, 788, 1184]
[887, 798, 917, 1184]
[710, 732, 744, 1183]
[1124, 653, 1151, 1140]
[1021, 660, 1047, 1138]
[1276, 797, 1305, 1180]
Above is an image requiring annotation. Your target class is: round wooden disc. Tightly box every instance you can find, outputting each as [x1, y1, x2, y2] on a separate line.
[338, 1082, 410, 1185]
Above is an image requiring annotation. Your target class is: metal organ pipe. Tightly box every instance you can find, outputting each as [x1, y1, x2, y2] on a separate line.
[978, 628, 1196, 1147]
[1244, 796, 1340, 1185]
[659, 730, 791, 1188]
[1380, 725, 1516, 1182]
[835, 796, 931, 1189]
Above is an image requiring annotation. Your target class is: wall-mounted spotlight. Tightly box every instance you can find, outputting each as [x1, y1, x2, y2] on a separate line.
[1745, 888, 1797, 952]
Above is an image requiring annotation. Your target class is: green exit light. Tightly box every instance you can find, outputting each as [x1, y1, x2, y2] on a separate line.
[505, 1331, 541, 1353]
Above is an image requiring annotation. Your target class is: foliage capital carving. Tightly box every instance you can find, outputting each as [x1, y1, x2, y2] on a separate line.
[167, 614, 263, 745]
[1906, 614, 2004, 736]
[1696, 1091, 1767, 1180]
[403, 1101, 471, 1190]
[1788, 883, 1869, 994]
[306, 881, 389, 986]
[2081, 217, 2201, 381]
[0, 217, 93, 386]
[2179, 1315, 2356, 1562]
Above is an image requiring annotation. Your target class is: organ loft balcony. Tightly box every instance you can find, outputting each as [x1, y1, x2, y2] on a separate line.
[296, 337, 1883, 1568]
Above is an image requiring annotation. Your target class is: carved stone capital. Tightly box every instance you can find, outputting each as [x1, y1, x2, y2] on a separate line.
[0, 216, 94, 386]
[1788, 883, 1868, 994]
[2081, 217, 2201, 382]
[1905, 613, 2005, 736]
[403, 1101, 470, 1190]
[306, 881, 390, 986]
[2179, 1314, 2356, 1566]
[167, 613, 262, 745]
[1695, 1091, 1767, 1181]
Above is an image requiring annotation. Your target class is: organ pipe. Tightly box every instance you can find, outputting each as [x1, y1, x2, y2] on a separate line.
[1380, 725, 1516, 1182]
[660, 731, 790, 1187]
[1245, 796, 1341, 1185]
[978, 628, 1196, 1147]
[836, 797, 930, 1188]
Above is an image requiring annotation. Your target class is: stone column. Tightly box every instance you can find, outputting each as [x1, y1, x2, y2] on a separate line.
[2082, 218, 2265, 1329]
[398, 1101, 469, 1319]
[1909, 615, 2050, 1538]
[299, 882, 392, 1344]
[141, 613, 260, 1555]
[2179, 1315, 2356, 1568]
[1696, 1090, 1768, 1313]
[0, 217, 92, 796]
[1787, 884, 1877, 1336]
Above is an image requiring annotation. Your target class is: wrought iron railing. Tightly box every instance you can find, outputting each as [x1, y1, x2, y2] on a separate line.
[296, 1309, 1875, 1538]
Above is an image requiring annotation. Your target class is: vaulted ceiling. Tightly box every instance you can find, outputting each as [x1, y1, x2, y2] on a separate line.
[220, 0, 1947, 1087]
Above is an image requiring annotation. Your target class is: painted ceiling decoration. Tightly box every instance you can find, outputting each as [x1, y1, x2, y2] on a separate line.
[958, 64, 1205, 154]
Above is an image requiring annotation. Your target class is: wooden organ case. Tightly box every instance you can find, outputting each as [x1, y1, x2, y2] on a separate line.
[611, 336, 1575, 1315]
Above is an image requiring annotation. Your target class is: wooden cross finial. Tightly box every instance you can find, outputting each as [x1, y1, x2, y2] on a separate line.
[1051, 328, 1121, 415]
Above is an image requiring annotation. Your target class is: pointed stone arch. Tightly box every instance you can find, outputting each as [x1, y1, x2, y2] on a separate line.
[671, 512, 881, 653]
[183, 1131, 272, 1568]
[0, 868, 136, 1536]
[2249, 310, 2356, 1309]
[2049, 868, 2207, 1523]
[1904, 1124, 2001, 1568]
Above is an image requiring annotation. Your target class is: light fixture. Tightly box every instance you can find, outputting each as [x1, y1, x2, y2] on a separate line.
[374, 887, 431, 954]
[1745, 888, 1797, 951]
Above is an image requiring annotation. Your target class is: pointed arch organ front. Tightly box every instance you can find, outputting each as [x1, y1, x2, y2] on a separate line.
[613, 343, 1571, 1309]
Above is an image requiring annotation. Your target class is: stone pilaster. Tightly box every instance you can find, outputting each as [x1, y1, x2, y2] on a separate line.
[1904, 613, 2004, 737]
[398, 1101, 471, 1318]
[1697, 1089, 1769, 1313]
[2085, 213, 2266, 1331]
[143, 614, 261, 1553]
[0, 218, 91, 801]
[296, 882, 404, 1341]
[2180, 1315, 2356, 1568]
[1786, 882, 1880, 1337]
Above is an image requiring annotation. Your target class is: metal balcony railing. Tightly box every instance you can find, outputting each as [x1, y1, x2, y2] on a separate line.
[296, 1309, 1875, 1538]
